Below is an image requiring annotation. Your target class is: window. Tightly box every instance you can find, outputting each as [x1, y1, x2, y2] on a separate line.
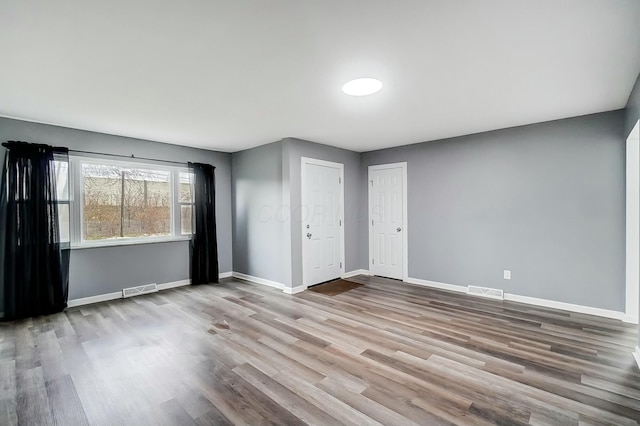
[65, 157, 193, 247]
[53, 157, 70, 243]
[178, 172, 195, 235]
[7, 155, 71, 245]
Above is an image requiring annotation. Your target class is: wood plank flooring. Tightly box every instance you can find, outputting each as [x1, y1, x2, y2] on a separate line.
[1, 275, 639, 425]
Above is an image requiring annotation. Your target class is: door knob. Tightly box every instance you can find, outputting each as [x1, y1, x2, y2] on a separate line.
[306, 224, 310, 229]
[397, 227, 402, 232]
[307, 233, 312, 239]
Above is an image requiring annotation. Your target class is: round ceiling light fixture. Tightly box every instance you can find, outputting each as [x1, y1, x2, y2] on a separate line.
[342, 78, 383, 96]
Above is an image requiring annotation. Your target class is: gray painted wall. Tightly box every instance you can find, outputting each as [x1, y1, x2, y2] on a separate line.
[283, 138, 365, 287]
[0, 107, 630, 313]
[0, 117, 232, 300]
[625, 72, 640, 138]
[361, 111, 626, 311]
[231, 141, 290, 285]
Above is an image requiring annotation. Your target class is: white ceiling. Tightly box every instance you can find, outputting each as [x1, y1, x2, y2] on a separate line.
[1, 1, 639, 153]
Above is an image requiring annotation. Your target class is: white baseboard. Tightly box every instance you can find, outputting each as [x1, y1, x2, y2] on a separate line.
[405, 276, 636, 324]
[405, 277, 467, 294]
[231, 272, 286, 291]
[157, 279, 190, 291]
[67, 291, 122, 308]
[283, 284, 307, 295]
[231, 270, 376, 295]
[68, 279, 191, 308]
[67, 271, 298, 309]
[232, 271, 305, 294]
[342, 269, 372, 279]
[62, 272, 236, 309]
[633, 346, 640, 370]
[503, 293, 635, 323]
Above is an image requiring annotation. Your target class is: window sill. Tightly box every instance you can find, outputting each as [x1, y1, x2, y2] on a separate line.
[71, 236, 192, 250]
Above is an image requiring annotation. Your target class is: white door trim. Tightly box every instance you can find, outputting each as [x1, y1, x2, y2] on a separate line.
[368, 162, 408, 281]
[626, 120, 640, 324]
[301, 157, 345, 287]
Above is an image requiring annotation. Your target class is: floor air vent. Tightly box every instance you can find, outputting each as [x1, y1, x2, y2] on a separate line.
[122, 284, 158, 298]
[467, 285, 504, 300]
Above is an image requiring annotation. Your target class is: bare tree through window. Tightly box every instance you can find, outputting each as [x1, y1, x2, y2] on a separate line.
[82, 164, 171, 240]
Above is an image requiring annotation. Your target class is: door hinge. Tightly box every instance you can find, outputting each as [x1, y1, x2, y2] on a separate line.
[371, 219, 374, 226]
[339, 177, 342, 184]
[340, 262, 342, 268]
[372, 259, 375, 265]
[339, 219, 342, 226]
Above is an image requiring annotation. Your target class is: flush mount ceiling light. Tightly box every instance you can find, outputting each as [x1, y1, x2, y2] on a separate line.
[342, 78, 383, 96]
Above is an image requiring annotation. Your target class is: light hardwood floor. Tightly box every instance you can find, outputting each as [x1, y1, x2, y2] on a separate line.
[1, 275, 639, 425]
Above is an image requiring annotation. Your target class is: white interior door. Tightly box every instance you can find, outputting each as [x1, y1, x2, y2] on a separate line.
[369, 163, 407, 280]
[302, 158, 344, 286]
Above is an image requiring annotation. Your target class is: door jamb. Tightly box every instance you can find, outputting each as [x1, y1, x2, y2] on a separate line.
[368, 162, 408, 281]
[301, 157, 345, 287]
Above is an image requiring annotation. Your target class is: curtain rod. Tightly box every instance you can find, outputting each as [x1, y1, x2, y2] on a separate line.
[3, 142, 190, 167]
[69, 149, 188, 166]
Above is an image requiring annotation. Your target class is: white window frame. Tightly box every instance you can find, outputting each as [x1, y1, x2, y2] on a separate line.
[176, 170, 195, 237]
[68, 155, 193, 249]
[52, 156, 71, 245]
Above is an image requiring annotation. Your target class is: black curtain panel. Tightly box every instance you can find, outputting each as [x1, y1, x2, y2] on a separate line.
[0, 141, 70, 321]
[188, 162, 219, 284]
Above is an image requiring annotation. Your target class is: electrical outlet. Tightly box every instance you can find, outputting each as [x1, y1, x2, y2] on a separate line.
[503, 270, 511, 280]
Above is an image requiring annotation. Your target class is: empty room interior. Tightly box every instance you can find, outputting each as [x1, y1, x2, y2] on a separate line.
[2, 1, 640, 425]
